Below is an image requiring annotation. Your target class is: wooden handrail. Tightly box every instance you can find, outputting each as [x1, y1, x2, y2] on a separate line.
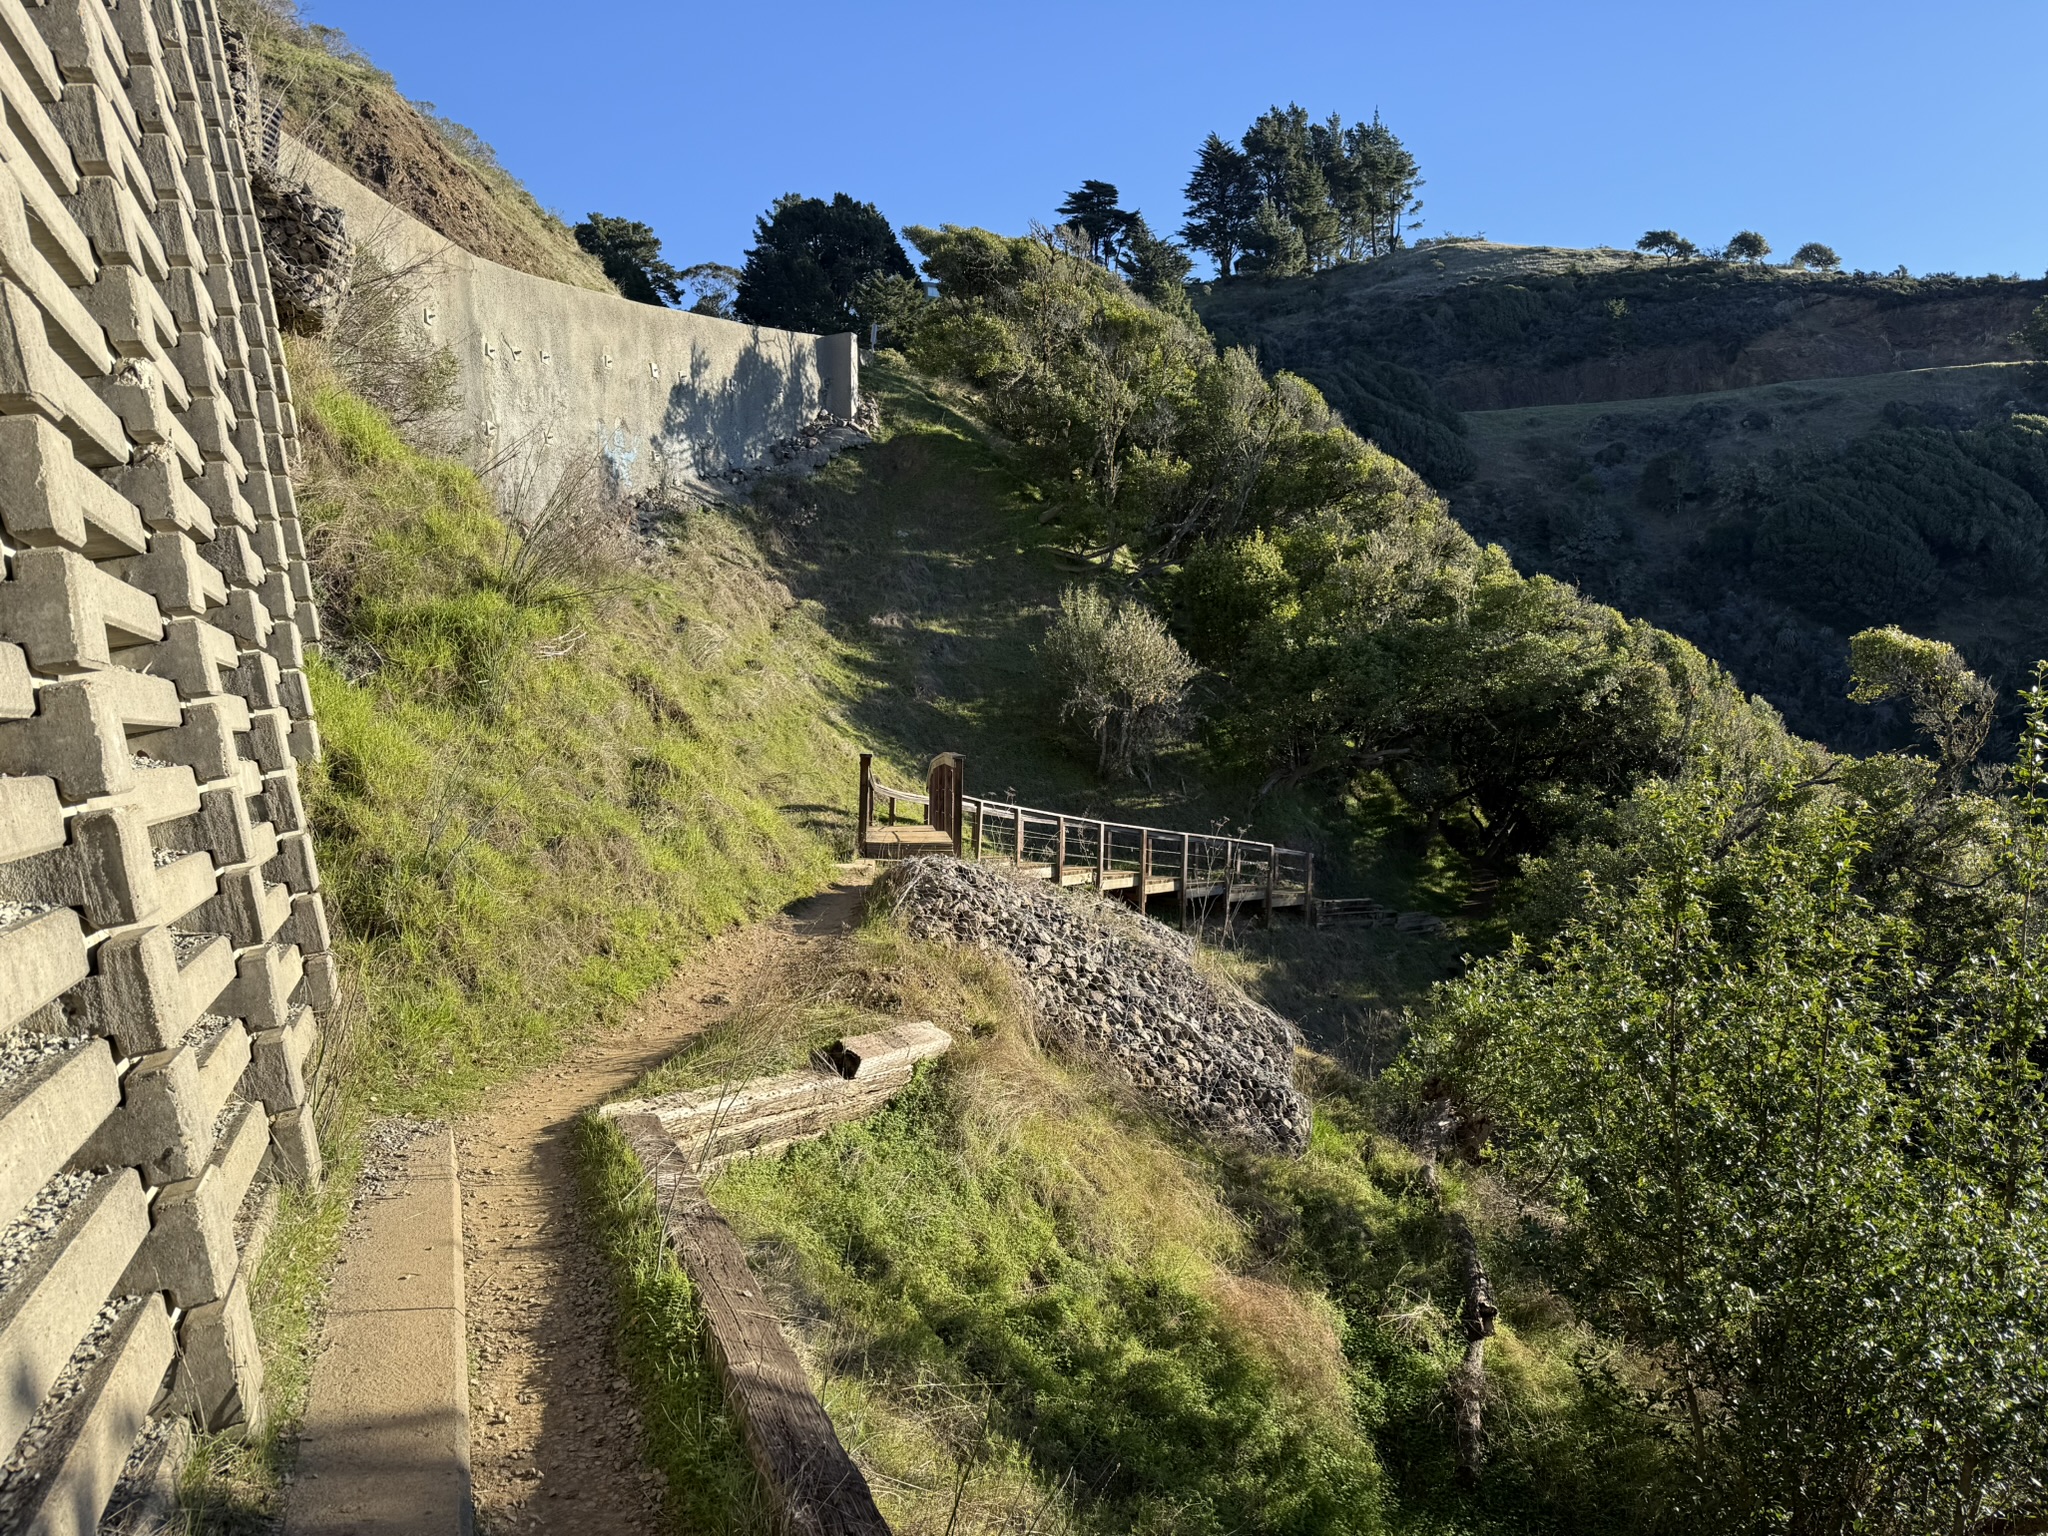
[857, 753, 1316, 915]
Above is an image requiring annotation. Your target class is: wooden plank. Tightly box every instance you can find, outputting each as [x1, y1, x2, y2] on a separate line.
[817, 1021, 952, 1081]
[617, 1117, 893, 1536]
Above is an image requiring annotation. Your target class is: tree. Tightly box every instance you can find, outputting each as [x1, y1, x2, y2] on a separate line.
[1055, 180, 1132, 266]
[1790, 240, 1841, 271]
[1635, 229, 1699, 261]
[1243, 105, 1340, 268]
[676, 262, 740, 318]
[573, 213, 683, 306]
[735, 193, 916, 334]
[1181, 133, 1259, 276]
[1725, 229, 1772, 264]
[1407, 675, 2048, 1529]
[1039, 586, 1196, 778]
[1235, 199, 1308, 278]
[1342, 111, 1423, 257]
[1115, 213, 1196, 319]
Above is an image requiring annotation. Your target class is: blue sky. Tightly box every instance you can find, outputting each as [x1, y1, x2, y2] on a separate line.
[303, 0, 2044, 281]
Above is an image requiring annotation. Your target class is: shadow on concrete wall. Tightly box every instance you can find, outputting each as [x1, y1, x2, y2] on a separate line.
[660, 331, 815, 477]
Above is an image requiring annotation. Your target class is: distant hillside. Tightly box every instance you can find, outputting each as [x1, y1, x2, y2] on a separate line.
[1194, 244, 2048, 751]
[226, 0, 616, 292]
[1196, 242, 2040, 412]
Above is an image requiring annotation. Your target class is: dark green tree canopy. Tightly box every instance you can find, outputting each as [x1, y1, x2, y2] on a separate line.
[735, 193, 916, 335]
[1180, 134, 1259, 277]
[1791, 240, 1842, 271]
[1181, 106, 1421, 278]
[573, 213, 684, 306]
[1055, 180, 1133, 266]
[1725, 229, 1772, 264]
[1635, 229, 1699, 260]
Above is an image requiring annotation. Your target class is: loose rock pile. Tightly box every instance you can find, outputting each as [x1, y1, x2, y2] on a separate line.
[875, 858, 1311, 1155]
[709, 410, 876, 486]
[223, 23, 353, 333]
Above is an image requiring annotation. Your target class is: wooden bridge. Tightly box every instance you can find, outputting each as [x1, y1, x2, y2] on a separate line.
[858, 752, 1314, 921]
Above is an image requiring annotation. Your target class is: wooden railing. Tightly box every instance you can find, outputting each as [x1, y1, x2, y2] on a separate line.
[858, 752, 1314, 918]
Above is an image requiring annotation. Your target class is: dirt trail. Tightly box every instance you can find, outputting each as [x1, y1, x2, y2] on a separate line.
[458, 876, 868, 1534]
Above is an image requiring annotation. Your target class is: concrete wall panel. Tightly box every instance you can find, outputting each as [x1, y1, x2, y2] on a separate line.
[279, 136, 858, 495]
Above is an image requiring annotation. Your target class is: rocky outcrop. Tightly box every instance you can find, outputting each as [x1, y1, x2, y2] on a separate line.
[875, 858, 1311, 1155]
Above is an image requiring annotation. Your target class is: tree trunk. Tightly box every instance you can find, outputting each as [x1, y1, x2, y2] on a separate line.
[1418, 1098, 1495, 1485]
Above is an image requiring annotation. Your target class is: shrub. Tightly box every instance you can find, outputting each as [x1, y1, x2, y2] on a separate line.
[1039, 587, 1196, 779]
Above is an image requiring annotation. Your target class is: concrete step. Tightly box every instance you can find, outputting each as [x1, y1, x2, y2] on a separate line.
[286, 1124, 471, 1535]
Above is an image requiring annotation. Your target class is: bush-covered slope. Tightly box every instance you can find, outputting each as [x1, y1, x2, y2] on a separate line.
[1195, 242, 2042, 414]
[1458, 374, 2048, 751]
[1192, 242, 2048, 752]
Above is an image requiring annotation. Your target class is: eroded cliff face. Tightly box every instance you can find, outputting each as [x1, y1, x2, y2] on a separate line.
[1433, 285, 2041, 411]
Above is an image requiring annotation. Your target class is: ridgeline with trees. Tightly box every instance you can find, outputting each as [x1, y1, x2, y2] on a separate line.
[1181, 105, 1423, 276]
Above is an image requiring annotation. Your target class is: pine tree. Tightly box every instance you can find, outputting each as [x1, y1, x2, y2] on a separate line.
[1236, 199, 1307, 278]
[1055, 180, 1132, 266]
[1116, 212, 1196, 318]
[1181, 133, 1258, 276]
[1349, 113, 1423, 255]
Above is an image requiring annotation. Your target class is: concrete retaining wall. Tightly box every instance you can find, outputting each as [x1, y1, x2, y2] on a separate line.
[278, 135, 859, 496]
[0, 0, 334, 1520]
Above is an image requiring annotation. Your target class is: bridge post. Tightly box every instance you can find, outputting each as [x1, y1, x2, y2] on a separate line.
[1303, 851, 1316, 925]
[857, 753, 873, 855]
[1014, 805, 1024, 864]
[1264, 844, 1277, 928]
[971, 801, 982, 861]
[1055, 817, 1067, 885]
[1180, 835, 1192, 927]
[1096, 821, 1107, 890]
[1140, 830, 1152, 914]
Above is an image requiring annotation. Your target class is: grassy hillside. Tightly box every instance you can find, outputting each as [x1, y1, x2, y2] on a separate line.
[224, 0, 616, 292]
[182, 344, 853, 1525]
[579, 917, 1671, 1536]
[187, 330, 1467, 1525]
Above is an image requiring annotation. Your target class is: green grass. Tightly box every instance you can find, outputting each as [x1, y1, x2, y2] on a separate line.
[596, 915, 1674, 1535]
[570, 1114, 772, 1532]
[299, 361, 850, 1117]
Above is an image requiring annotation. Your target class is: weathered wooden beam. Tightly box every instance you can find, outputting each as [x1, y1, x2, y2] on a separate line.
[817, 1021, 953, 1082]
[603, 1026, 952, 1175]
[615, 1118, 894, 1536]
